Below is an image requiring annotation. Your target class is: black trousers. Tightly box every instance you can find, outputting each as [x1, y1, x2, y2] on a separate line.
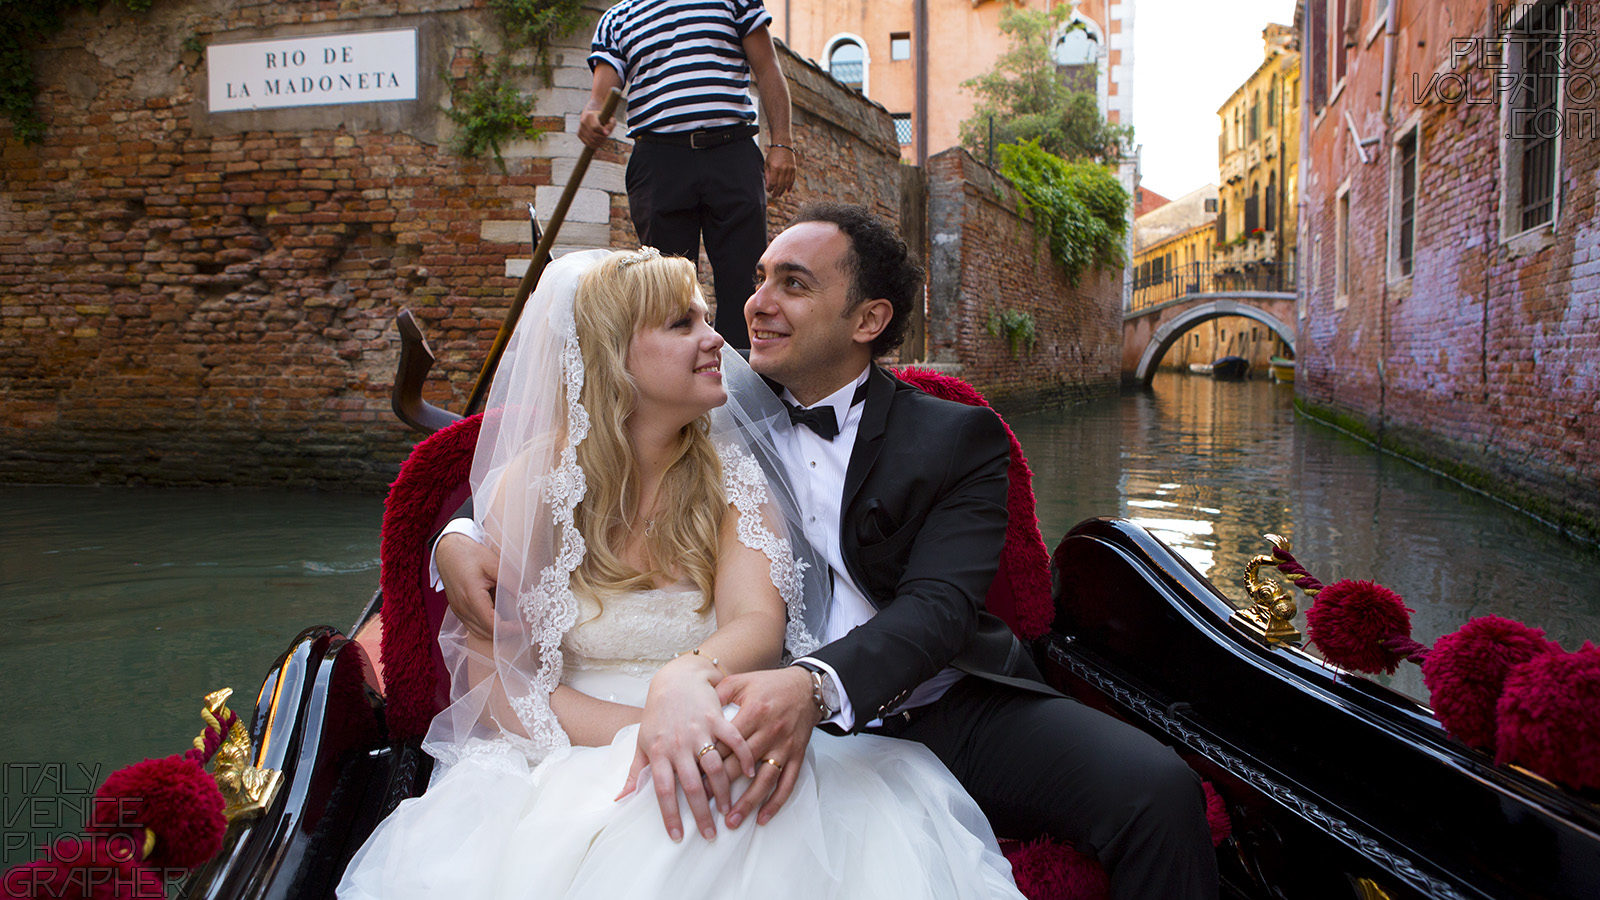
[625, 137, 767, 349]
[869, 677, 1220, 900]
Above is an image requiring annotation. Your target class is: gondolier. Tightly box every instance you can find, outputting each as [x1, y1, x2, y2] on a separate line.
[578, 0, 797, 349]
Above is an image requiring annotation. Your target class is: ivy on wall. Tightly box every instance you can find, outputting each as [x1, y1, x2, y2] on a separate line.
[2, 0, 151, 144]
[997, 139, 1128, 286]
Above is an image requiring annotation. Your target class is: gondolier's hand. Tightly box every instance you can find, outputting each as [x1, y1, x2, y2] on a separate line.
[717, 667, 820, 828]
[764, 145, 796, 198]
[578, 108, 614, 150]
[620, 656, 753, 843]
[436, 533, 499, 640]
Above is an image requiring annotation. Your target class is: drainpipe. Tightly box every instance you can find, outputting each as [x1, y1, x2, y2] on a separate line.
[783, 0, 790, 45]
[1376, 0, 1399, 442]
[914, 0, 928, 164]
[1382, 0, 1399, 121]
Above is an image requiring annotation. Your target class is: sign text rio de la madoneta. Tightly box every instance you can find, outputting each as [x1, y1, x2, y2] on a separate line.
[207, 29, 418, 112]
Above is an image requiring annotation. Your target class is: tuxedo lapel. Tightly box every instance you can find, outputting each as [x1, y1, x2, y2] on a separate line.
[841, 365, 896, 510]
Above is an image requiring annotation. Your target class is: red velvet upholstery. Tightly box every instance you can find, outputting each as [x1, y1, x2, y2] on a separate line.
[891, 366, 1054, 639]
[377, 414, 481, 741]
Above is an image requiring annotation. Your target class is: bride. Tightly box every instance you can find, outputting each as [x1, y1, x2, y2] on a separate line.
[337, 248, 1024, 899]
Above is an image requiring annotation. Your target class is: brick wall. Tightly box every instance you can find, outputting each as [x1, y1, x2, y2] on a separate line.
[1299, 0, 1600, 541]
[924, 147, 1122, 410]
[0, 2, 901, 489]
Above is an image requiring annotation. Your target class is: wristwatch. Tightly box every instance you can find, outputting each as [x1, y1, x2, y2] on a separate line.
[793, 661, 840, 720]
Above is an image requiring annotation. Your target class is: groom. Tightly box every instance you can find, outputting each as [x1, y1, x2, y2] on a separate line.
[436, 205, 1218, 898]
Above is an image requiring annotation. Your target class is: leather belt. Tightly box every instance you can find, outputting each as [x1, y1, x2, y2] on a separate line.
[634, 123, 759, 149]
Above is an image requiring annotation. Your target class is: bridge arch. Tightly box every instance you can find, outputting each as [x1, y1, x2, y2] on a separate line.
[1133, 299, 1296, 385]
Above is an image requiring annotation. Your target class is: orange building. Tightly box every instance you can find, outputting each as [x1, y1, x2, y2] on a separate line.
[769, 0, 1131, 164]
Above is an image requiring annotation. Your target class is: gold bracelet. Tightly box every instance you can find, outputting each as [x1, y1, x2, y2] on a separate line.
[691, 648, 726, 676]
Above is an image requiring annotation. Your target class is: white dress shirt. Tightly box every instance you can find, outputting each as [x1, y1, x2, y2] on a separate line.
[777, 368, 963, 730]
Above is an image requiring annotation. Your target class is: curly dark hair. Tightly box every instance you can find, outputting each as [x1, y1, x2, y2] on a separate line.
[791, 203, 924, 357]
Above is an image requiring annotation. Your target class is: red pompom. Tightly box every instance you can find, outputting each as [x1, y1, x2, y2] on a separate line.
[87, 755, 226, 870]
[1495, 643, 1600, 790]
[1305, 579, 1415, 674]
[1202, 782, 1231, 847]
[1, 835, 164, 900]
[1004, 836, 1109, 900]
[1422, 616, 1561, 750]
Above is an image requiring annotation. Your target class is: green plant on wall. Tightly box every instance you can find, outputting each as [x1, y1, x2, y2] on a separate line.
[444, 0, 587, 165]
[986, 308, 1038, 357]
[446, 49, 541, 166]
[997, 138, 1128, 286]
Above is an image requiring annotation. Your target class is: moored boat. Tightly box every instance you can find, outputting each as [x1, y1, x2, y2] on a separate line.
[1269, 355, 1295, 383]
[1211, 356, 1249, 379]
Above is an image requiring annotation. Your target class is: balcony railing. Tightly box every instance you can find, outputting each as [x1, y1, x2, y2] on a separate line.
[1130, 260, 1296, 312]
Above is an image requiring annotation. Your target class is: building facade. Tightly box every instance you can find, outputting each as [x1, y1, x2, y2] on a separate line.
[1297, 0, 1600, 540]
[1216, 23, 1300, 293]
[768, 0, 1132, 165]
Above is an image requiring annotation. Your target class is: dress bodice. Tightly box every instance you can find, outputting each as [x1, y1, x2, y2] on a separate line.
[560, 587, 714, 705]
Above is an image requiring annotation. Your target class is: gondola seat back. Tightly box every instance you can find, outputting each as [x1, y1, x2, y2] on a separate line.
[378, 414, 483, 741]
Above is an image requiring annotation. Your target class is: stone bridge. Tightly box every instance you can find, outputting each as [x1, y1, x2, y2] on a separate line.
[1123, 291, 1298, 383]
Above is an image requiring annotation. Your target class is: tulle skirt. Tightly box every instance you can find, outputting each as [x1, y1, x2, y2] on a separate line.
[337, 724, 1024, 899]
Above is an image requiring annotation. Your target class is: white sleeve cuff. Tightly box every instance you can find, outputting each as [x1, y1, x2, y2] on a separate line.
[794, 657, 855, 731]
[428, 518, 487, 591]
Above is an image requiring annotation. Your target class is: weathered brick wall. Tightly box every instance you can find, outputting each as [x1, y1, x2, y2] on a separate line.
[0, 2, 900, 490]
[924, 147, 1122, 410]
[1299, 0, 1600, 540]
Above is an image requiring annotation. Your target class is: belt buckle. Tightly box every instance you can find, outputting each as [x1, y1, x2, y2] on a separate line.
[689, 129, 712, 150]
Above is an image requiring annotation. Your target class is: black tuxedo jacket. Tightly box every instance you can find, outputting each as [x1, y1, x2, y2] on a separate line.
[805, 365, 1054, 730]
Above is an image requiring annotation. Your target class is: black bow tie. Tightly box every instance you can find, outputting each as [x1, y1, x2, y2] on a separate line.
[784, 381, 870, 441]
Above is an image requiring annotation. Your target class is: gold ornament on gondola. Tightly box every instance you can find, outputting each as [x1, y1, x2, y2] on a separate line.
[195, 688, 282, 821]
[1231, 533, 1303, 645]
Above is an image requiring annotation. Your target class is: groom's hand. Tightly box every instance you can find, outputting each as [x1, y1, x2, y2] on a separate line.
[717, 667, 822, 828]
[436, 533, 499, 639]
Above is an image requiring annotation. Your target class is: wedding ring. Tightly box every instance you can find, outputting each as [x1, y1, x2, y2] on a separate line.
[697, 743, 718, 760]
[760, 757, 783, 772]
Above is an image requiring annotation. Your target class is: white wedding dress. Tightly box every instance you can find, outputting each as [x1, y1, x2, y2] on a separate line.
[337, 586, 1025, 899]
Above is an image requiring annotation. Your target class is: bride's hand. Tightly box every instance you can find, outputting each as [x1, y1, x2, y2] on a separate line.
[716, 667, 821, 829]
[620, 656, 754, 842]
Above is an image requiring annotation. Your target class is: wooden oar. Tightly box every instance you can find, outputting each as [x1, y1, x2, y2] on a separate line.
[390, 87, 623, 434]
[463, 86, 623, 417]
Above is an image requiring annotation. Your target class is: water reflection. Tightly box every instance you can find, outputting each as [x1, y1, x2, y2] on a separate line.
[1010, 372, 1600, 701]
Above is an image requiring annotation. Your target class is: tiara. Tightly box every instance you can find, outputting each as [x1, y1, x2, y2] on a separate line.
[616, 246, 662, 268]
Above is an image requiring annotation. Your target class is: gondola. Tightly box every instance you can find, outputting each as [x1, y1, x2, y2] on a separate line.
[1211, 356, 1250, 380]
[154, 296, 1597, 899]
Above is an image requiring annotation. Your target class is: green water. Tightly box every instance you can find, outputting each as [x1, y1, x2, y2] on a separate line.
[0, 486, 381, 864]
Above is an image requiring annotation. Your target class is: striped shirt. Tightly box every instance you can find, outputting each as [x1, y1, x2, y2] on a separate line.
[589, 0, 772, 136]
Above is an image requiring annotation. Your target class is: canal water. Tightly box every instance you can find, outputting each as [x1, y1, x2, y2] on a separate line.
[2, 372, 1598, 863]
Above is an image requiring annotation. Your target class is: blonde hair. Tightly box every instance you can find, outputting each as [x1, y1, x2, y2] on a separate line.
[569, 250, 724, 605]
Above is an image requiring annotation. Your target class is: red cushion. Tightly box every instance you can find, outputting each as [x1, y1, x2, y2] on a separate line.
[891, 367, 1053, 639]
[377, 415, 482, 741]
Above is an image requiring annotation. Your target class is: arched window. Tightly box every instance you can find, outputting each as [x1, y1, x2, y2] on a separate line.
[824, 35, 868, 94]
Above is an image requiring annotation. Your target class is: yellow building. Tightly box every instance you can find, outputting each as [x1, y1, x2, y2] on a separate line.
[1214, 23, 1299, 288]
[1131, 184, 1217, 311]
